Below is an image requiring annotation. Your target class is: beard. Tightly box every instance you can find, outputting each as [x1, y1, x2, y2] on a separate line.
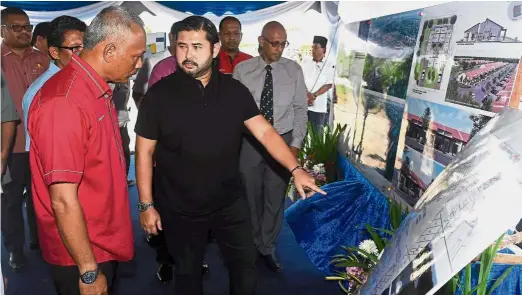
[181, 55, 213, 78]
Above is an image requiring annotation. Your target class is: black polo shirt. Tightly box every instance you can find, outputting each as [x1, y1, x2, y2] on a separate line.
[135, 69, 260, 216]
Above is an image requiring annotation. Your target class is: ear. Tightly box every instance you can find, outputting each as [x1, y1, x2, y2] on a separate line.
[258, 36, 263, 45]
[49, 46, 60, 60]
[103, 43, 117, 63]
[168, 32, 174, 44]
[239, 32, 243, 42]
[213, 42, 220, 58]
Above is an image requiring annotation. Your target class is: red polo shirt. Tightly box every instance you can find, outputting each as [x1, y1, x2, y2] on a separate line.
[1, 42, 49, 153]
[218, 50, 252, 74]
[27, 54, 133, 266]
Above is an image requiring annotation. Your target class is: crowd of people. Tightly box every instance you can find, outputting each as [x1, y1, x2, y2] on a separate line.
[1, 5, 335, 295]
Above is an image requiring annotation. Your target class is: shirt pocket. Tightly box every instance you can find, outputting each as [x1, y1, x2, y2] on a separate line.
[274, 82, 295, 108]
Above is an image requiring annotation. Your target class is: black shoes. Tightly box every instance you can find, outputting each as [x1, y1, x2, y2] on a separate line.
[261, 253, 282, 273]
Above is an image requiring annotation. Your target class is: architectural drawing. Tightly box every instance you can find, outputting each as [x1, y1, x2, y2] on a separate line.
[458, 18, 521, 43]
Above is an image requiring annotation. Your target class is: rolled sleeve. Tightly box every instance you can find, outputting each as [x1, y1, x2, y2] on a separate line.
[31, 97, 85, 185]
[291, 66, 309, 148]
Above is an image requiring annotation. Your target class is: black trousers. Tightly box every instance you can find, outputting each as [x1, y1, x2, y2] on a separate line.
[50, 261, 118, 295]
[1, 152, 38, 253]
[160, 197, 258, 295]
[119, 125, 131, 176]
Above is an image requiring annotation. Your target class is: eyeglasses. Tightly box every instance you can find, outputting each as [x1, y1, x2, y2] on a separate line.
[58, 45, 84, 54]
[262, 36, 289, 49]
[1, 24, 33, 33]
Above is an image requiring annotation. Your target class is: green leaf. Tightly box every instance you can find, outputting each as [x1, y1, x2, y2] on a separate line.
[465, 263, 471, 294]
[364, 224, 385, 252]
[486, 265, 514, 295]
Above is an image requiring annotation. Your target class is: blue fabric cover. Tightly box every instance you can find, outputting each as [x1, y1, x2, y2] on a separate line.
[285, 155, 391, 275]
[455, 263, 522, 295]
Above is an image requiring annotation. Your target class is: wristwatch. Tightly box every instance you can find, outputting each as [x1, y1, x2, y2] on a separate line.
[138, 201, 154, 212]
[80, 268, 99, 284]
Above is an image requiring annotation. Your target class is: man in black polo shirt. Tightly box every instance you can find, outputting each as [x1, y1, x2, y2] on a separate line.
[135, 16, 325, 295]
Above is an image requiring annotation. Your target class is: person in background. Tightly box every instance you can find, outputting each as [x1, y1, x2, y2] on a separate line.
[31, 21, 50, 55]
[1, 6, 50, 270]
[217, 16, 251, 74]
[135, 15, 323, 295]
[27, 6, 145, 294]
[112, 82, 136, 187]
[132, 21, 178, 108]
[23, 15, 87, 151]
[1, 73, 20, 191]
[233, 21, 308, 273]
[147, 21, 181, 88]
[302, 35, 335, 131]
[146, 20, 211, 283]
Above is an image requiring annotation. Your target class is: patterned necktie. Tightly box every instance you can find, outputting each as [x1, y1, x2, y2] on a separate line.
[260, 65, 274, 124]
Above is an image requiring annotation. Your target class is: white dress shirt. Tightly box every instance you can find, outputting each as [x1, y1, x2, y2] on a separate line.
[302, 57, 335, 114]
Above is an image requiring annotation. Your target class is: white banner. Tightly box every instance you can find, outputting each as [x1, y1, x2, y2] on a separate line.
[359, 107, 522, 295]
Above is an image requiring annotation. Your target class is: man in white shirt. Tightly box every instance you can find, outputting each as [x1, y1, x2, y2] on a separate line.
[302, 36, 335, 130]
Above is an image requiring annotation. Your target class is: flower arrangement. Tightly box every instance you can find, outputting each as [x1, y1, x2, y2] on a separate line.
[326, 239, 381, 294]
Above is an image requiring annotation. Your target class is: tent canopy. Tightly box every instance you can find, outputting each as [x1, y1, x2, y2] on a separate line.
[0, 1, 285, 16]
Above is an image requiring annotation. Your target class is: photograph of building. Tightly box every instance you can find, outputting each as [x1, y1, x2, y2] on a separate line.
[397, 147, 445, 203]
[458, 18, 521, 43]
[413, 16, 457, 90]
[445, 56, 520, 112]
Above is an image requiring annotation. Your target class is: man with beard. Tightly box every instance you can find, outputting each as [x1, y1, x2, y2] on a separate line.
[233, 21, 308, 273]
[217, 16, 251, 74]
[1, 6, 49, 270]
[135, 15, 324, 295]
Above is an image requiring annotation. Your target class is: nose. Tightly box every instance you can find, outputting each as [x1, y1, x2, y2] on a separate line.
[134, 57, 143, 70]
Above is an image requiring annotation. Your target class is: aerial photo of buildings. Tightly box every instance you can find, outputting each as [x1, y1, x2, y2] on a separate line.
[445, 56, 520, 112]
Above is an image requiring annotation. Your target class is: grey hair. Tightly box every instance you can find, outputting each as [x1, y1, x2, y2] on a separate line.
[83, 6, 144, 50]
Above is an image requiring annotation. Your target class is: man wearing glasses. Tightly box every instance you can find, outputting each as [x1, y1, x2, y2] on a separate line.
[22, 16, 87, 153]
[1, 7, 50, 270]
[233, 21, 308, 273]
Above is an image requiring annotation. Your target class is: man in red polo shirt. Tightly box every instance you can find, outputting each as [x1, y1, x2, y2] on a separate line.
[1, 6, 49, 269]
[218, 16, 252, 74]
[27, 6, 146, 294]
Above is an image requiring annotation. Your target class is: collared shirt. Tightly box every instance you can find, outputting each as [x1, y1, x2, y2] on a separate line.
[218, 49, 252, 74]
[148, 55, 177, 88]
[132, 49, 172, 95]
[111, 82, 131, 127]
[22, 62, 60, 151]
[1, 73, 20, 186]
[302, 57, 335, 114]
[28, 54, 133, 266]
[1, 42, 50, 153]
[135, 69, 260, 216]
[233, 56, 308, 148]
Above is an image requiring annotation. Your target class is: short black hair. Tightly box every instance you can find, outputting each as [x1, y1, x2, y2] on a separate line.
[219, 16, 241, 31]
[170, 21, 182, 35]
[177, 16, 219, 45]
[1, 7, 28, 24]
[31, 22, 51, 46]
[47, 16, 87, 48]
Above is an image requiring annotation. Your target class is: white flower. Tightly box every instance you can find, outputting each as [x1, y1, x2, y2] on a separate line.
[359, 239, 379, 256]
[313, 165, 322, 173]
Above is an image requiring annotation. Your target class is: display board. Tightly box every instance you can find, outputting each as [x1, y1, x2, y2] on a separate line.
[334, 1, 522, 206]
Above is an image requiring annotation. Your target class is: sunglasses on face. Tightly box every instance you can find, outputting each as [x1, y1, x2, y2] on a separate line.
[262, 36, 289, 49]
[2, 24, 33, 33]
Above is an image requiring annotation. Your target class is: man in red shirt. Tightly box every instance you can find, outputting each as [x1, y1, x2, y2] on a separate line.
[27, 6, 146, 294]
[218, 16, 252, 74]
[1, 6, 49, 270]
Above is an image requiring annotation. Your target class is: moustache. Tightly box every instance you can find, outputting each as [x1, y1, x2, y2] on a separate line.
[182, 60, 198, 67]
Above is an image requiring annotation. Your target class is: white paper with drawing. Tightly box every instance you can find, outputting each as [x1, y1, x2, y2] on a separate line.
[359, 108, 522, 295]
